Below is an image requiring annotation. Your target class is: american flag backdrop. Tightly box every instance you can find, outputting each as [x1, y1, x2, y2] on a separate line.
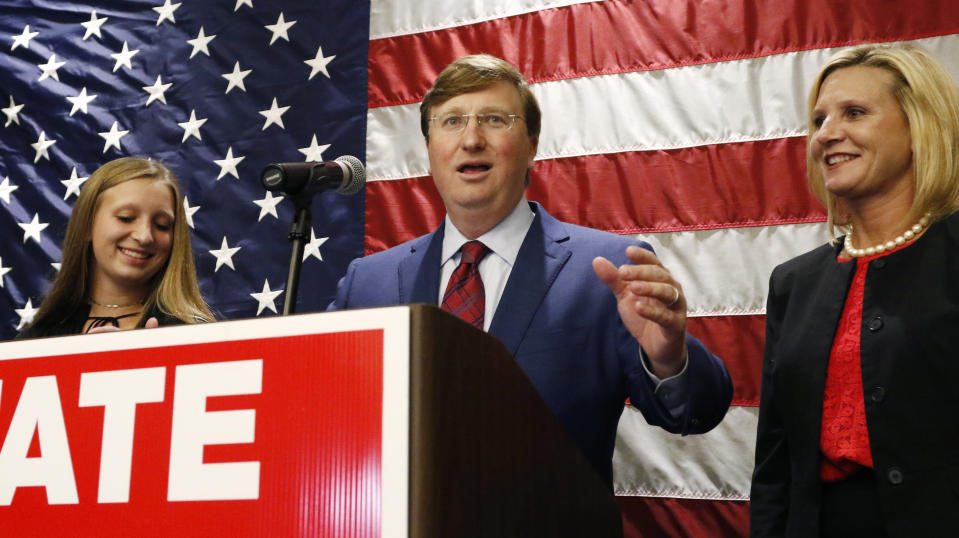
[3, 0, 959, 536]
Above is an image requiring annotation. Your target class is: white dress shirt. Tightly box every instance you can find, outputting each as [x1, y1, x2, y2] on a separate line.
[439, 196, 534, 331]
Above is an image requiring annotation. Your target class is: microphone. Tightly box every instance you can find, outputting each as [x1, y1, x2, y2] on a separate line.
[261, 155, 366, 196]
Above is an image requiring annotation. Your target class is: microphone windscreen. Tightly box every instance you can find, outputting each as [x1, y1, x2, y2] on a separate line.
[334, 155, 366, 195]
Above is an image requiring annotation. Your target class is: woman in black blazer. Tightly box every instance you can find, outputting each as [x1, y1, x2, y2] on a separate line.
[750, 43, 959, 537]
[18, 157, 213, 338]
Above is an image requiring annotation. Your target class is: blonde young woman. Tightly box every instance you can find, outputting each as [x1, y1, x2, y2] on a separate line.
[19, 157, 213, 338]
[750, 44, 959, 537]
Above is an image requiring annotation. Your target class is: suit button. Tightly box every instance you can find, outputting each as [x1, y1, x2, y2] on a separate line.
[887, 467, 904, 484]
[870, 386, 885, 402]
[867, 317, 884, 331]
[873, 259, 886, 269]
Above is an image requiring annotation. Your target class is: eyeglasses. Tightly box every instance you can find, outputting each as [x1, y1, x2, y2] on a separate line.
[429, 112, 525, 134]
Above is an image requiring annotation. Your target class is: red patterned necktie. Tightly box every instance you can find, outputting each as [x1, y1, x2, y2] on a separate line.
[441, 240, 489, 329]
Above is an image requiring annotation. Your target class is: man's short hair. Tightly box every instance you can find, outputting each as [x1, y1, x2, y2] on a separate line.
[420, 54, 541, 141]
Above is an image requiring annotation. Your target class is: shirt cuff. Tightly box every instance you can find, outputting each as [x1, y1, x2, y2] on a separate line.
[640, 347, 690, 418]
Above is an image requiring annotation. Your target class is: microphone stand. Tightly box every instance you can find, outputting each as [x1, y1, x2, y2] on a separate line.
[281, 195, 312, 315]
[262, 155, 365, 316]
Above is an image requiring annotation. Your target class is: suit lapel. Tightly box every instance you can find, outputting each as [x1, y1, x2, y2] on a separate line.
[398, 227, 445, 304]
[489, 203, 572, 355]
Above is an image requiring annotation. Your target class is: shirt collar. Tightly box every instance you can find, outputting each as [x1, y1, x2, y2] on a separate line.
[441, 196, 535, 266]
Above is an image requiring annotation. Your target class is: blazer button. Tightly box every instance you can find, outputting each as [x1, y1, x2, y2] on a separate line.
[870, 386, 886, 402]
[867, 317, 884, 331]
[872, 259, 886, 269]
[887, 467, 904, 484]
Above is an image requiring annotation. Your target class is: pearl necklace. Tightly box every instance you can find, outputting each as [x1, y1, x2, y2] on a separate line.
[844, 213, 932, 258]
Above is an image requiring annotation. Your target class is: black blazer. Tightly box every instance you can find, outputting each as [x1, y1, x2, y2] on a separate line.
[751, 212, 959, 537]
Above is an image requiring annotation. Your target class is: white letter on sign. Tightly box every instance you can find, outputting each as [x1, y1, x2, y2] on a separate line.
[78, 367, 166, 503]
[168, 359, 262, 501]
[0, 376, 79, 505]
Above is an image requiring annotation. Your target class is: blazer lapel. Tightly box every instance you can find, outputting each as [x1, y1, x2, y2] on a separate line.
[489, 203, 572, 355]
[398, 226, 445, 304]
[795, 247, 856, 426]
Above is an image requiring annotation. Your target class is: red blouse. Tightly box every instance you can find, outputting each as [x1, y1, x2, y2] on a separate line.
[819, 240, 912, 481]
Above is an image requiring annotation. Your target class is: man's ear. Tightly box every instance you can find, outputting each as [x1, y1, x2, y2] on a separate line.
[425, 139, 432, 176]
[527, 135, 539, 168]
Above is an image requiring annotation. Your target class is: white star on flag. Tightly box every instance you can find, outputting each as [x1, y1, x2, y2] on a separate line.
[250, 279, 283, 315]
[0, 257, 10, 287]
[265, 13, 296, 45]
[234, 0, 253, 11]
[210, 236, 241, 272]
[183, 196, 200, 229]
[18, 213, 49, 244]
[213, 147, 245, 180]
[154, 0, 182, 25]
[298, 134, 330, 161]
[81, 11, 108, 40]
[0, 176, 18, 204]
[98, 121, 129, 153]
[178, 110, 208, 142]
[222, 61, 252, 94]
[61, 167, 89, 200]
[11, 25, 39, 51]
[304, 46, 335, 80]
[2, 96, 24, 127]
[51, 262, 61, 272]
[15, 299, 38, 330]
[110, 41, 140, 72]
[37, 54, 67, 82]
[259, 98, 290, 130]
[67, 87, 97, 116]
[302, 229, 328, 262]
[142, 75, 172, 106]
[253, 190, 283, 221]
[31, 131, 56, 163]
[187, 27, 216, 58]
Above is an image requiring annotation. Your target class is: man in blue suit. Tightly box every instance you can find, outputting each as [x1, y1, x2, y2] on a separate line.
[329, 54, 732, 487]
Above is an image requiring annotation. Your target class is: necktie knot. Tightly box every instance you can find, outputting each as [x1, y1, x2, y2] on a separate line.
[441, 240, 489, 329]
[460, 240, 488, 265]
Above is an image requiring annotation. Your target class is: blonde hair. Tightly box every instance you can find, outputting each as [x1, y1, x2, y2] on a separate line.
[807, 43, 959, 236]
[31, 157, 213, 331]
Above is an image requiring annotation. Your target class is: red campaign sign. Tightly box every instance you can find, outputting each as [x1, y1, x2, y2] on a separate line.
[0, 330, 384, 537]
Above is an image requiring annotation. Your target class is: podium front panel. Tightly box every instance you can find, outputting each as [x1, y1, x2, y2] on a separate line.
[0, 309, 412, 538]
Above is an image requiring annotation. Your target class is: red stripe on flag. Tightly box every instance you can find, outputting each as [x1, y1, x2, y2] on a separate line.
[527, 138, 820, 234]
[369, 0, 959, 108]
[365, 137, 822, 252]
[365, 176, 444, 255]
[688, 315, 764, 407]
[617, 496, 750, 538]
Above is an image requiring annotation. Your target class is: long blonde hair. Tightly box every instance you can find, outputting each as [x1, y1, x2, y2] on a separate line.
[807, 43, 959, 237]
[30, 157, 213, 331]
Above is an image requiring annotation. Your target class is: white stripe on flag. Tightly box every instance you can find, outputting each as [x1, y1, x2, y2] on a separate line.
[632, 222, 829, 317]
[370, 0, 602, 39]
[613, 405, 757, 500]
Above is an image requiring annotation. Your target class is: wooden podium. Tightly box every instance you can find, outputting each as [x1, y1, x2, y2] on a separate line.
[0, 305, 621, 537]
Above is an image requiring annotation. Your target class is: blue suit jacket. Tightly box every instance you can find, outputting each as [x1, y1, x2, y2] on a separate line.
[330, 202, 732, 485]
